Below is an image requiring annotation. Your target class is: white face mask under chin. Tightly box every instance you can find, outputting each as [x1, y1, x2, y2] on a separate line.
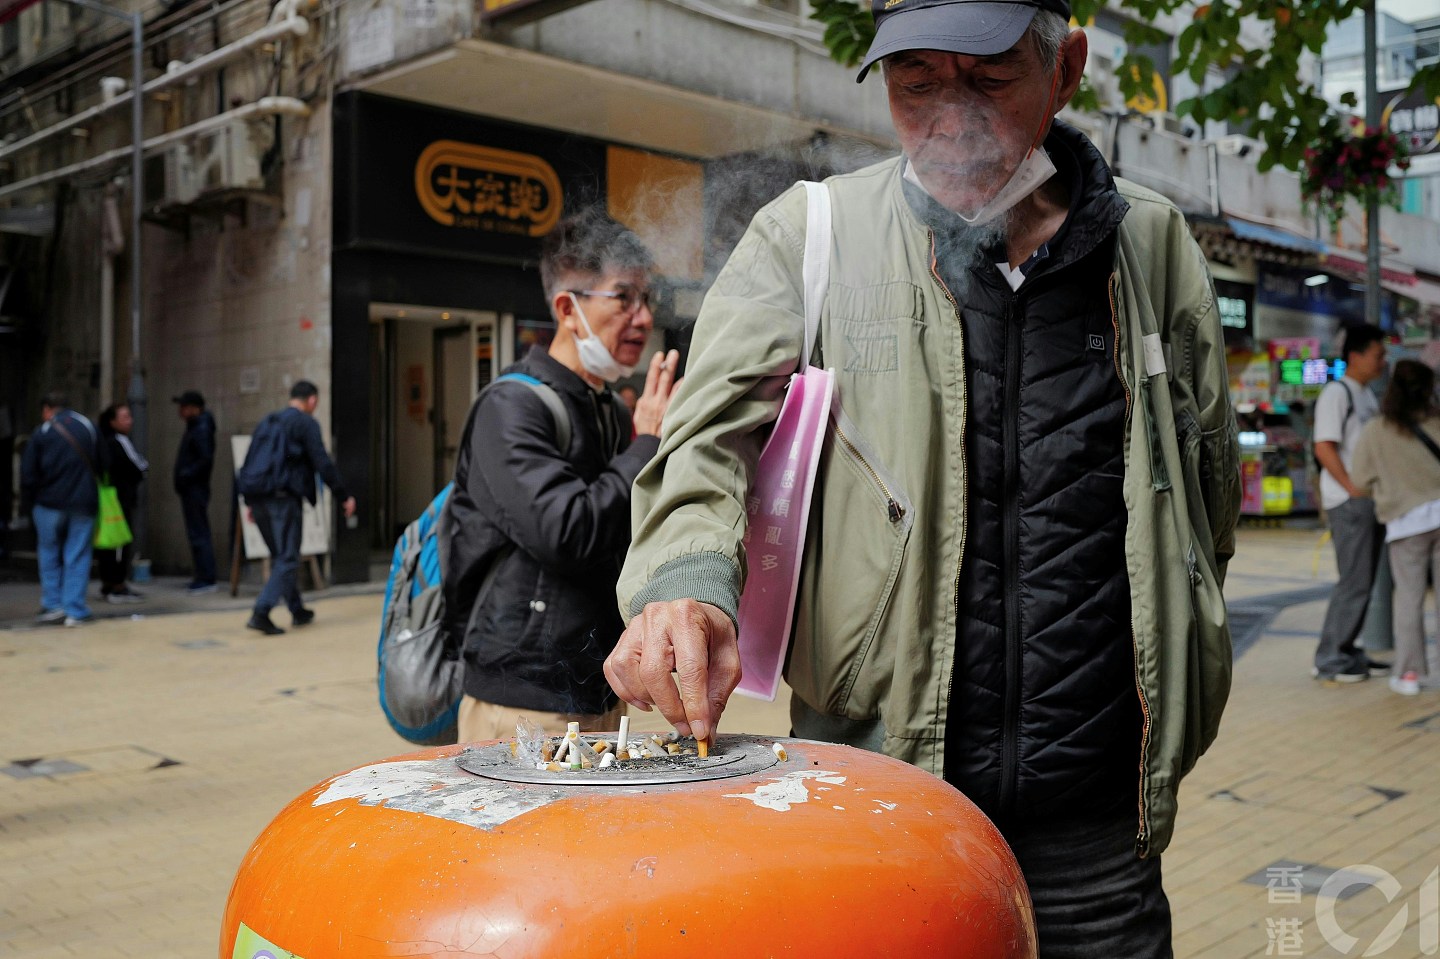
[904, 147, 1057, 226]
[570, 295, 636, 383]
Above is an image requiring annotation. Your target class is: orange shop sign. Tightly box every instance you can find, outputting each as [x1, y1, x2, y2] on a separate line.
[414, 140, 563, 237]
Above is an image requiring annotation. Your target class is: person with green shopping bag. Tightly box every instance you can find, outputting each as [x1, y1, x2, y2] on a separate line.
[96, 403, 146, 604]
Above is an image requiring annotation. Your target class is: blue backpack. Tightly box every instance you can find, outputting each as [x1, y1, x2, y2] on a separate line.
[377, 373, 571, 745]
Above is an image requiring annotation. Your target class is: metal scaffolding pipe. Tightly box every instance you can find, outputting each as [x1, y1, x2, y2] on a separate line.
[0, 96, 312, 201]
[0, 6, 307, 164]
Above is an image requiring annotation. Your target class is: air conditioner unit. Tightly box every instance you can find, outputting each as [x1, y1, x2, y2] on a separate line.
[192, 120, 265, 195]
[143, 142, 200, 209]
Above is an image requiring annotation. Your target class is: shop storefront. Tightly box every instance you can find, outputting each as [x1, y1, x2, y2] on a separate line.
[329, 92, 708, 578]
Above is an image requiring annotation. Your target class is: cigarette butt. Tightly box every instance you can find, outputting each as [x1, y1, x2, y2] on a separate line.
[593, 740, 611, 755]
[698, 738, 710, 759]
[627, 748, 643, 760]
[541, 741, 555, 762]
[509, 741, 518, 757]
[772, 743, 789, 762]
[663, 731, 680, 743]
[599, 752, 616, 769]
[567, 721, 581, 738]
[666, 744, 681, 755]
[544, 762, 563, 772]
[617, 716, 631, 752]
[553, 738, 570, 764]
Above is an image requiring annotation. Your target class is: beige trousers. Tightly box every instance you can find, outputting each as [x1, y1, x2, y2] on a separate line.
[456, 696, 627, 743]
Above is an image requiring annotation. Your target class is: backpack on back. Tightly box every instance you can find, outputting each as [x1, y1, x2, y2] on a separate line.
[376, 372, 571, 745]
[237, 412, 291, 499]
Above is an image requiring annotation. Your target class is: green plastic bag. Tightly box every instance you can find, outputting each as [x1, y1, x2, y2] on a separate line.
[94, 479, 133, 549]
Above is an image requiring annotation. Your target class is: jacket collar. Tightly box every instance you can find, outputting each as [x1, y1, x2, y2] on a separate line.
[524, 347, 610, 399]
[898, 119, 1129, 278]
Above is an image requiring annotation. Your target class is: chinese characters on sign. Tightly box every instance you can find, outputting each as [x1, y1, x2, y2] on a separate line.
[414, 140, 563, 237]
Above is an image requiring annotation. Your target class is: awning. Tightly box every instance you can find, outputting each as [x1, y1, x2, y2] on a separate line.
[1383, 276, 1440, 309]
[1225, 217, 1327, 255]
[1321, 250, 1418, 287]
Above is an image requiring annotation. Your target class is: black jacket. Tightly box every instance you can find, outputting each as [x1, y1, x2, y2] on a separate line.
[441, 350, 659, 714]
[174, 411, 216, 492]
[263, 407, 350, 505]
[917, 122, 1142, 826]
[102, 430, 147, 514]
[20, 410, 103, 513]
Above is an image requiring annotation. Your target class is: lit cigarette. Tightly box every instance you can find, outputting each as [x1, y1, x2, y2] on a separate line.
[772, 743, 788, 762]
[598, 752, 616, 769]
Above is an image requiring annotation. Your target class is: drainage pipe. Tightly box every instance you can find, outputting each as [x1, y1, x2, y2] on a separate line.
[0, 0, 307, 164]
[0, 96, 311, 202]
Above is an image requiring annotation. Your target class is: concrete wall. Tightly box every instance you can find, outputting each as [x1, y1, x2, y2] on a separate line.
[143, 107, 334, 574]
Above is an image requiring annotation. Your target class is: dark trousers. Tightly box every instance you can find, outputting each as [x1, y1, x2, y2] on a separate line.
[97, 503, 134, 590]
[1000, 811, 1172, 959]
[178, 485, 217, 585]
[1315, 496, 1385, 675]
[250, 495, 302, 617]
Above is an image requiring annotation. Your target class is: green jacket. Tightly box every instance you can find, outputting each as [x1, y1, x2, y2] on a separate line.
[620, 157, 1241, 857]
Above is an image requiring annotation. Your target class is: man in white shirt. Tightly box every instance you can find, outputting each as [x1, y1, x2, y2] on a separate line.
[1313, 323, 1389, 682]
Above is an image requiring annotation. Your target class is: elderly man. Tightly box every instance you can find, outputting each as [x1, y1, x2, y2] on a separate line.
[441, 210, 680, 744]
[607, 0, 1240, 953]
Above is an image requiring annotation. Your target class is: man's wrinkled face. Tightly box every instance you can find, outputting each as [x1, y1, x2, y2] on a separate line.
[885, 39, 1062, 216]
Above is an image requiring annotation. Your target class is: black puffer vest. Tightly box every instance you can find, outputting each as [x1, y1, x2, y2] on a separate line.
[915, 122, 1142, 825]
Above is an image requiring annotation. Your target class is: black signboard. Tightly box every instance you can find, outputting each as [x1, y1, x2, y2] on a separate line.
[1383, 86, 1440, 161]
[334, 92, 607, 262]
[1214, 277, 1254, 345]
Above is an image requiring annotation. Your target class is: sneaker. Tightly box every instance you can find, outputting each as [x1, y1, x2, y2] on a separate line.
[35, 608, 66, 625]
[63, 614, 95, 628]
[291, 608, 315, 627]
[1390, 672, 1421, 696]
[246, 613, 285, 636]
[1318, 665, 1369, 684]
[187, 581, 219, 595]
[1366, 658, 1392, 677]
[105, 588, 144, 605]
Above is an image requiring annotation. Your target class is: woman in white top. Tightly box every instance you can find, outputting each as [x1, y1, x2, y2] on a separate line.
[1352, 359, 1440, 695]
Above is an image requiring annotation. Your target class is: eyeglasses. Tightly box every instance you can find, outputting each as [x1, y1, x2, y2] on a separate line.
[569, 287, 654, 316]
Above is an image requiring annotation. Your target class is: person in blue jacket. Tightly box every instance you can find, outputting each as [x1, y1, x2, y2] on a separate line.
[21, 391, 102, 626]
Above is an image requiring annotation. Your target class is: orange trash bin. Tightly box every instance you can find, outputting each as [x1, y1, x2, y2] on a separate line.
[221, 734, 1036, 958]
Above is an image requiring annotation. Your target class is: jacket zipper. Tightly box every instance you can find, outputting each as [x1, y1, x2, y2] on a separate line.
[834, 425, 905, 523]
[930, 231, 967, 775]
[999, 295, 1022, 815]
[1110, 271, 1152, 855]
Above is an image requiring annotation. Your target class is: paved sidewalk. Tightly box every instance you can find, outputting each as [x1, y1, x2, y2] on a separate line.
[2, 524, 1438, 958]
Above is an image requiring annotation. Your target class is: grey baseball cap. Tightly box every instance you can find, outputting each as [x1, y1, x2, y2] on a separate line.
[856, 0, 1071, 81]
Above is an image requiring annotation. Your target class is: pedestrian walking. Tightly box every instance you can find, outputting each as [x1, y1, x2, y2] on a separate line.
[173, 390, 218, 594]
[237, 381, 355, 636]
[1312, 324, 1391, 683]
[441, 210, 679, 742]
[20, 391, 102, 627]
[1351, 359, 1440, 695]
[605, 2, 1241, 953]
[96, 403, 147, 603]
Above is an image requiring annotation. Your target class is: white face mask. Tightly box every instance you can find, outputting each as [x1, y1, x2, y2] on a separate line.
[570, 294, 636, 382]
[903, 147, 1057, 226]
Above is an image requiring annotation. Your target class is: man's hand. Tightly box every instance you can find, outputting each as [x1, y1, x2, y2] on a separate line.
[342, 496, 357, 518]
[632, 350, 682, 438]
[604, 599, 741, 743]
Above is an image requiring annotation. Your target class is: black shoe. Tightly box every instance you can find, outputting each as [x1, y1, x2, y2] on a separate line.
[291, 608, 315, 627]
[1366, 658, 1392, 677]
[246, 613, 285, 636]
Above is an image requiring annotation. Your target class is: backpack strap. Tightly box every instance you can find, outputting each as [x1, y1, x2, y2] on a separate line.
[490, 372, 572, 455]
[1408, 420, 1440, 466]
[49, 416, 99, 479]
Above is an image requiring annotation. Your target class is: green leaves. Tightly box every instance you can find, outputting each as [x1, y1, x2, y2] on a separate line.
[809, 0, 875, 69]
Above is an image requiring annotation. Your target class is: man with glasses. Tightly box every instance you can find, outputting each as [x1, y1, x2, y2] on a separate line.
[441, 209, 680, 743]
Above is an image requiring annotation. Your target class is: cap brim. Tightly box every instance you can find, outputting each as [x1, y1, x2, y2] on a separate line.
[856, 1, 1038, 81]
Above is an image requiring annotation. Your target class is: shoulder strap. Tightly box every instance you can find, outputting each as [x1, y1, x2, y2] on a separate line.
[1337, 380, 1356, 439]
[49, 417, 98, 477]
[1408, 421, 1440, 466]
[491, 372, 572, 454]
[800, 180, 832, 369]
